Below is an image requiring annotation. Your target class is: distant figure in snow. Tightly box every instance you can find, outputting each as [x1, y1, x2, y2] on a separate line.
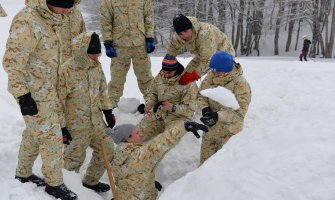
[299, 35, 311, 61]
[197, 51, 252, 164]
[0, 4, 7, 17]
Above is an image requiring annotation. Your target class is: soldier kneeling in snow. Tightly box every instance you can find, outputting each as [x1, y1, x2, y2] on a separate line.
[197, 51, 252, 164]
[108, 121, 208, 200]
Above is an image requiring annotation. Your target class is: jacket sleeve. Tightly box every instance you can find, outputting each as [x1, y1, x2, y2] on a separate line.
[174, 82, 197, 118]
[217, 79, 251, 123]
[99, 69, 113, 110]
[2, 16, 38, 98]
[196, 74, 212, 110]
[99, 0, 113, 41]
[134, 122, 186, 168]
[57, 68, 69, 128]
[166, 34, 183, 56]
[144, 77, 158, 108]
[143, 0, 154, 38]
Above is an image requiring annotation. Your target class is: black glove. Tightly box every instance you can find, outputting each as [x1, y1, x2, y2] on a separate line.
[200, 107, 218, 127]
[18, 92, 38, 116]
[153, 101, 164, 113]
[155, 180, 162, 191]
[184, 121, 209, 138]
[103, 109, 116, 128]
[137, 103, 145, 114]
[61, 127, 72, 145]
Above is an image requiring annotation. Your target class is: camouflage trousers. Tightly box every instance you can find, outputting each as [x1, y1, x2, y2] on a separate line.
[63, 128, 114, 185]
[200, 122, 235, 164]
[16, 101, 64, 186]
[108, 45, 153, 107]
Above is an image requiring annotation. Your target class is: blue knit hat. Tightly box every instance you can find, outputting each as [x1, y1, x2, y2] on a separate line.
[162, 54, 179, 71]
[209, 51, 234, 73]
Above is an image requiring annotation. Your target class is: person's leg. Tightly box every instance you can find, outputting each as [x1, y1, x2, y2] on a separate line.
[108, 47, 131, 107]
[304, 51, 308, 61]
[200, 130, 218, 164]
[131, 45, 154, 97]
[299, 53, 303, 61]
[83, 129, 114, 186]
[137, 114, 164, 141]
[63, 130, 91, 172]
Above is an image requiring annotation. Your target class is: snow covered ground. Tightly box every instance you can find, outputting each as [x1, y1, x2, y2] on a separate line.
[1, 1, 335, 200]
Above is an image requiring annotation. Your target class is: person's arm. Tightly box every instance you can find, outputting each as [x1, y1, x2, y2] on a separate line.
[99, 0, 114, 41]
[166, 34, 183, 57]
[57, 67, 69, 128]
[173, 83, 197, 118]
[99, 68, 113, 110]
[144, 77, 158, 109]
[3, 16, 38, 98]
[143, 0, 154, 38]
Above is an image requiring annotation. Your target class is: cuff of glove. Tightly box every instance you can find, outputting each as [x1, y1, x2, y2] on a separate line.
[103, 40, 113, 48]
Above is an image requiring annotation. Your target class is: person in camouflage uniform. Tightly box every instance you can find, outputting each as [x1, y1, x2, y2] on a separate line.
[197, 51, 251, 164]
[0, 4, 7, 17]
[60, 0, 86, 63]
[136, 54, 197, 141]
[108, 121, 208, 200]
[167, 14, 236, 85]
[2, 0, 77, 199]
[99, 0, 155, 108]
[58, 32, 115, 193]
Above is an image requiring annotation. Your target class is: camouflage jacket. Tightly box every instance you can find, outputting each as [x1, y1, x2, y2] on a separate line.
[3, 0, 64, 120]
[61, 0, 86, 62]
[99, 0, 154, 47]
[58, 32, 112, 131]
[166, 17, 235, 77]
[112, 122, 186, 200]
[145, 72, 197, 122]
[197, 63, 251, 134]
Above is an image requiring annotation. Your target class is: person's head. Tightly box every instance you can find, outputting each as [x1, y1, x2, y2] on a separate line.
[173, 14, 193, 41]
[46, 0, 74, 15]
[109, 124, 142, 144]
[302, 35, 308, 40]
[209, 51, 234, 76]
[160, 54, 184, 78]
[87, 32, 101, 61]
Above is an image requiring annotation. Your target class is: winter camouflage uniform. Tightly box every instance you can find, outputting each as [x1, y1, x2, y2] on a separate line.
[112, 122, 187, 200]
[0, 4, 7, 17]
[99, 0, 154, 107]
[2, 0, 64, 186]
[138, 72, 197, 141]
[58, 32, 114, 186]
[197, 63, 251, 164]
[60, 0, 86, 63]
[166, 17, 235, 77]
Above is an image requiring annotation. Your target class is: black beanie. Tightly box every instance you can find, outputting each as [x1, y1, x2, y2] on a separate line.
[173, 14, 193, 34]
[46, 0, 75, 8]
[87, 32, 101, 54]
[162, 54, 179, 71]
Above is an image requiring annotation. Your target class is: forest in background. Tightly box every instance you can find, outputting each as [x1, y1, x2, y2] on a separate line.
[80, 0, 335, 57]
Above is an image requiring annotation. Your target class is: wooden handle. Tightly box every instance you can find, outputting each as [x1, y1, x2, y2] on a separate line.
[101, 141, 118, 200]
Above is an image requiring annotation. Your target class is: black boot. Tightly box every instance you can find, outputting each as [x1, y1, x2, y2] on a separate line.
[45, 183, 78, 200]
[15, 174, 45, 187]
[83, 182, 110, 192]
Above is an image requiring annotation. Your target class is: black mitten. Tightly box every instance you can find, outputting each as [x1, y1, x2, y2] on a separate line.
[18, 92, 38, 116]
[200, 112, 218, 126]
[137, 104, 145, 114]
[103, 109, 116, 128]
[155, 180, 162, 191]
[61, 127, 72, 145]
[184, 121, 209, 138]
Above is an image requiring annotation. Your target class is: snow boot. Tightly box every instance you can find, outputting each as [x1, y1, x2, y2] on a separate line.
[83, 182, 110, 192]
[15, 174, 45, 187]
[45, 183, 78, 200]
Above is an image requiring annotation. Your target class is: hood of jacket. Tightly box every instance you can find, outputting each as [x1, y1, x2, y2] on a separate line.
[71, 32, 99, 68]
[25, 0, 62, 25]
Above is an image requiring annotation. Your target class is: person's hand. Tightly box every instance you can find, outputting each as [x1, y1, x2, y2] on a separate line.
[184, 121, 209, 138]
[162, 101, 176, 112]
[179, 70, 200, 85]
[61, 127, 72, 145]
[200, 107, 218, 126]
[146, 38, 155, 53]
[18, 92, 38, 116]
[104, 40, 117, 58]
[103, 109, 116, 128]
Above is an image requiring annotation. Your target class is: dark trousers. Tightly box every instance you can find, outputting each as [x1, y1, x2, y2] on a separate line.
[299, 51, 308, 61]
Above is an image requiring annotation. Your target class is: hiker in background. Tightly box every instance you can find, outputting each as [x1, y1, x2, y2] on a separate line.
[299, 35, 311, 61]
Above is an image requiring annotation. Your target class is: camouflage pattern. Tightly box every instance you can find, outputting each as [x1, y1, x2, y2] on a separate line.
[197, 63, 251, 164]
[107, 45, 154, 108]
[166, 17, 235, 77]
[138, 72, 197, 141]
[99, 0, 154, 47]
[58, 32, 114, 185]
[99, 0, 154, 107]
[2, 0, 64, 186]
[112, 122, 186, 200]
[60, 0, 86, 63]
[63, 129, 114, 185]
[0, 4, 7, 17]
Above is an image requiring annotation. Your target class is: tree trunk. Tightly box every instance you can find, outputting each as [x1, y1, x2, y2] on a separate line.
[274, 0, 285, 55]
[285, 2, 297, 52]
